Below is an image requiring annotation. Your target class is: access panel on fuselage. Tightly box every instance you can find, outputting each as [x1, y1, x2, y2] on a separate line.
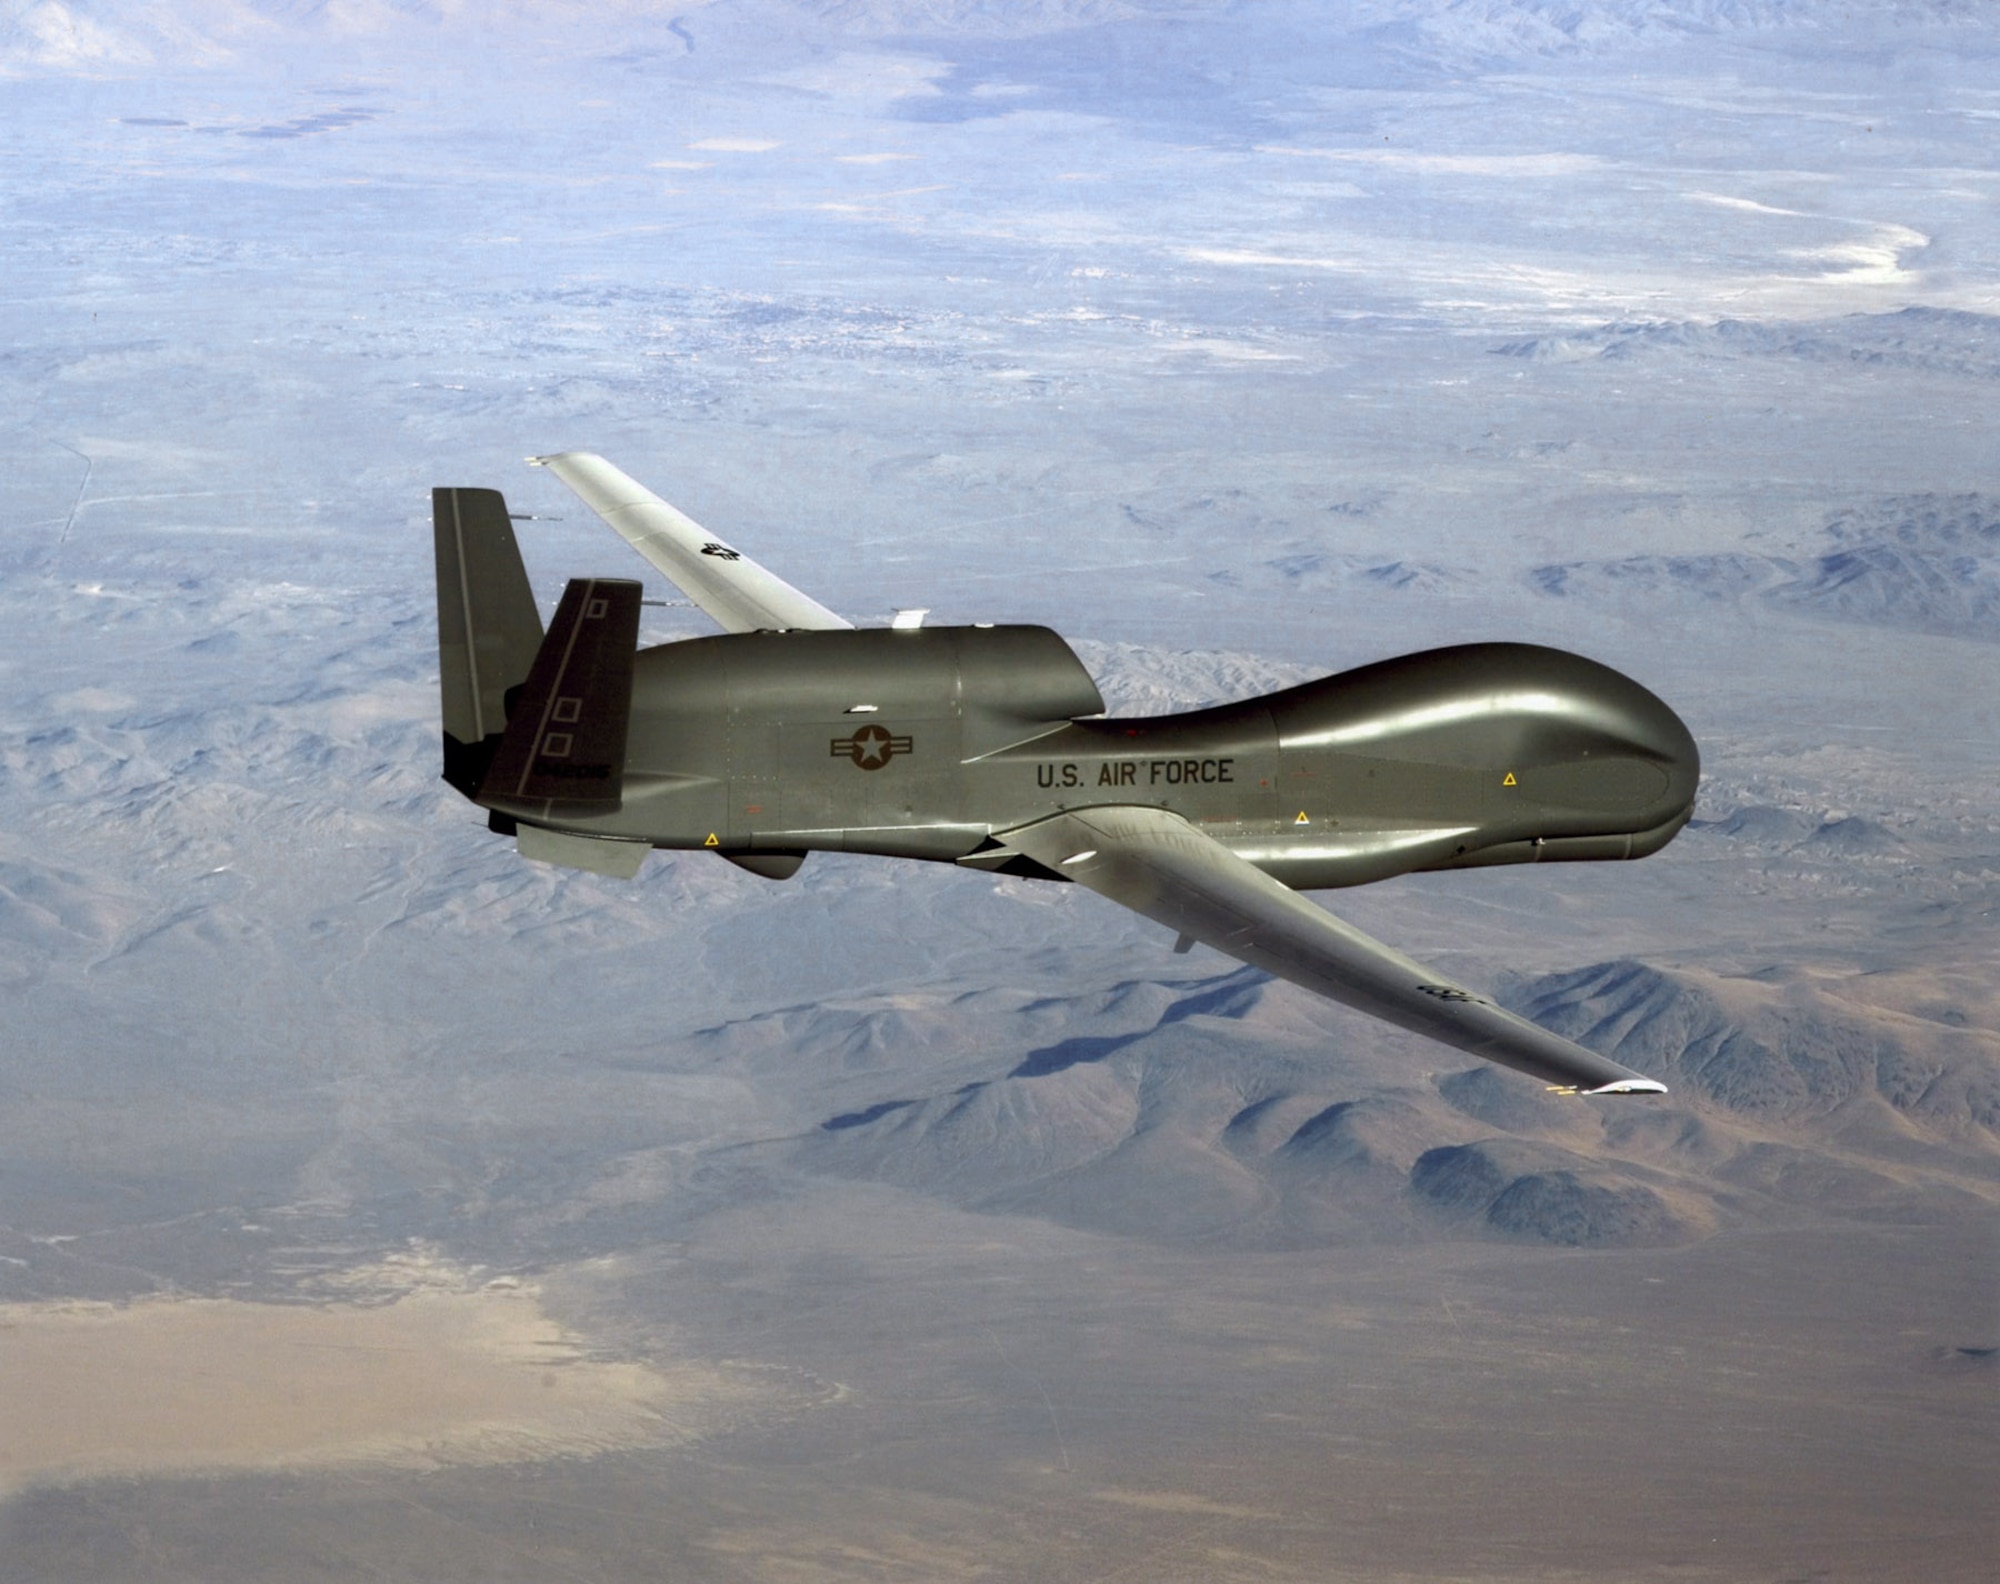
[724, 708, 782, 844]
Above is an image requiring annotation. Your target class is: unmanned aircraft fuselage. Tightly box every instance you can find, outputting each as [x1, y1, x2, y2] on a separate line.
[488, 622, 1693, 889]
[435, 455, 1699, 1096]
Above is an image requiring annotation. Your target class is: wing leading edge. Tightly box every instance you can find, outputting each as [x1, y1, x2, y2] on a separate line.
[529, 452, 852, 634]
[1001, 805, 1666, 1095]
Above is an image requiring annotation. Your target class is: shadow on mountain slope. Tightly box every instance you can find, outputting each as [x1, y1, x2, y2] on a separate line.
[787, 956, 2000, 1250]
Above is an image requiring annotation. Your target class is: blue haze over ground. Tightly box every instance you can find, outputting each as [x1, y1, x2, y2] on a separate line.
[1, 2, 1997, 1579]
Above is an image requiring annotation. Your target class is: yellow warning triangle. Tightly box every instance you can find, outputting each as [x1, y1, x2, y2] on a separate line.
[1502, 772, 1517, 787]
[703, 832, 720, 847]
[1294, 811, 1310, 825]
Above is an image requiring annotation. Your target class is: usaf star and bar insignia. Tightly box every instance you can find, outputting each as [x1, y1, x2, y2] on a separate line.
[831, 722, 914, 770]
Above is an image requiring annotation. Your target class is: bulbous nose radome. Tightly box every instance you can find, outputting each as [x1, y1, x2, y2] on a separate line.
[1270, 641, 1700, 851]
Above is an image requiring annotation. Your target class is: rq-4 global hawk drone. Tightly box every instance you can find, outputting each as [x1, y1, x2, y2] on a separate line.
[435, 455, 1698, 1096]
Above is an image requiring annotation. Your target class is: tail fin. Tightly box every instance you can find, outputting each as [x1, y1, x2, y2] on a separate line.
[475, 576, 641, 820]
[434, 487, 544, 799]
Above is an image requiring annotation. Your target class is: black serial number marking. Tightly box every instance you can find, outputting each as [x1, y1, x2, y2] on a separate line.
[1414, 984, 1484, 1005]
[1036, 758, 1235, 790]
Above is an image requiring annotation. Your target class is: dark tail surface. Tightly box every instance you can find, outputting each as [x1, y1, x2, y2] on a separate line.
[434, 487, 544, 799]
[475, 577, 641, 821]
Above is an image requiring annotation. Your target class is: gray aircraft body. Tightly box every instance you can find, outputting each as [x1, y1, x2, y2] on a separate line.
[435, 454, 1699, 1096]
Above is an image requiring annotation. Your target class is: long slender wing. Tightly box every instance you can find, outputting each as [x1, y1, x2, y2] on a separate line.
[1001, 805, 1666, 1095]
[529, 451, 852, 633]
